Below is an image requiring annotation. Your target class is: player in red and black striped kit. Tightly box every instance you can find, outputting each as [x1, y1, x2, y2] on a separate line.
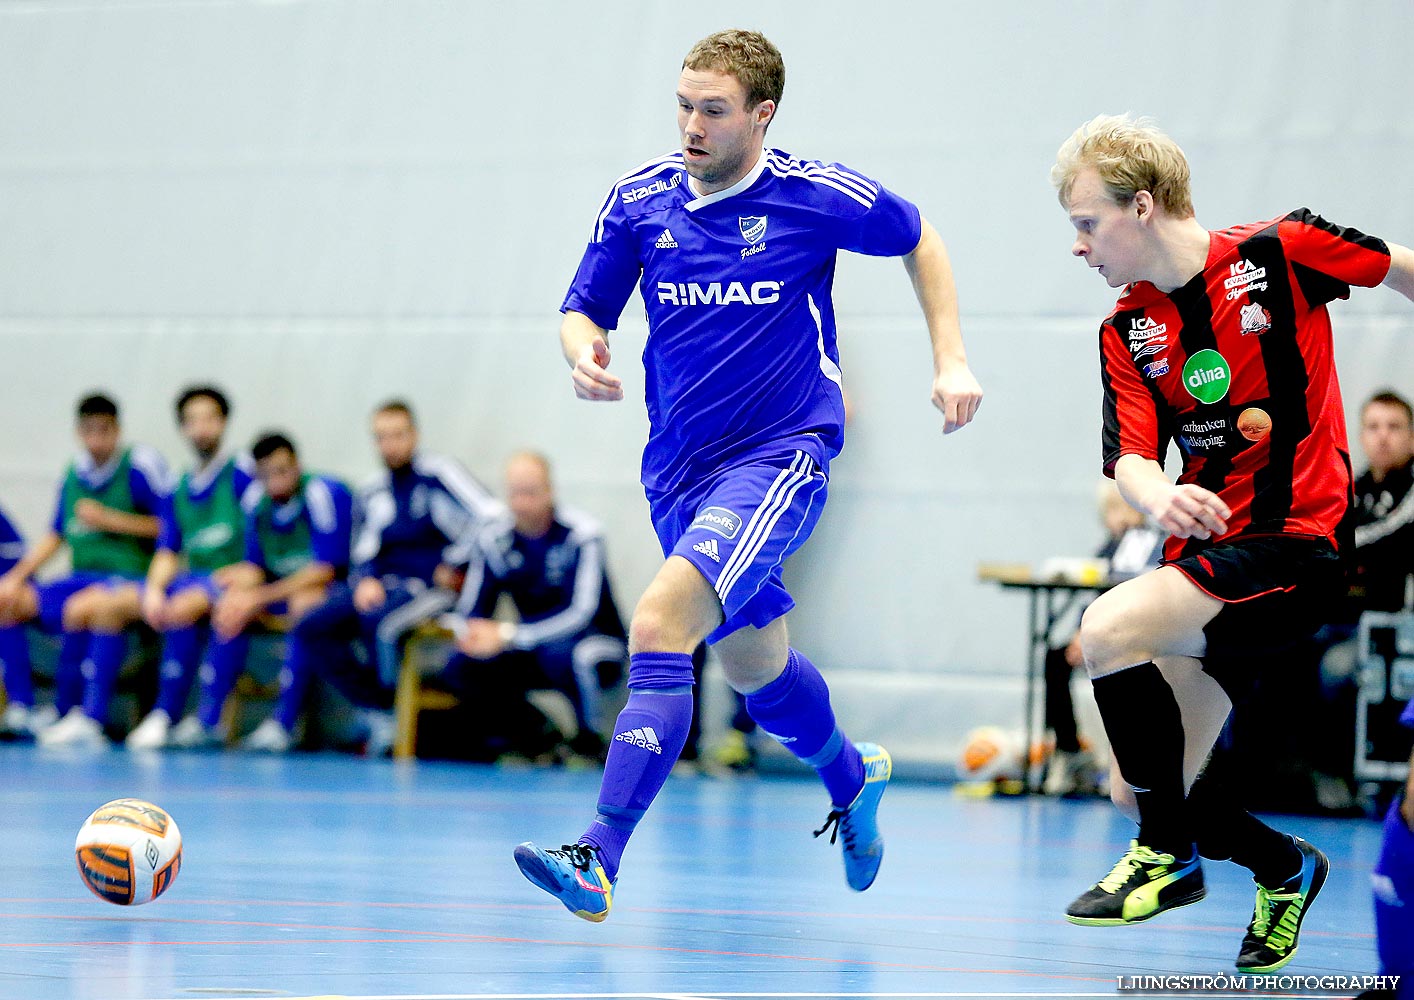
[1051, 114, 1414, 973]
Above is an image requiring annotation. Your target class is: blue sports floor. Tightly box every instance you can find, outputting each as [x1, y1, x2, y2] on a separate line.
[0, 745, 1386, 1000]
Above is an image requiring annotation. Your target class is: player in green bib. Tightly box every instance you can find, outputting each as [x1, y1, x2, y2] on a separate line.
[185, 432, 353, 752]
[123, 387, 256, 750]
[0, 394, 171, 747]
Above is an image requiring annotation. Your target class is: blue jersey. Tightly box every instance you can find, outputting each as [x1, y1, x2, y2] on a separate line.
[453, 507, 624, 648]
[351, 452, 502, 585]
[242, 474, 353, 578]
[563, 148, 922, 493]
[49, 444, 171, 535]
[158, 453, 255, 553]
[0, 503, 23, 573]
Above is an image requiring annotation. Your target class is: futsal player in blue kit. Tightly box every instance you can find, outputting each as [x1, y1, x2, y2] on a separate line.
[513, 29, 983, 921]
[1364, 700, 1414, 998]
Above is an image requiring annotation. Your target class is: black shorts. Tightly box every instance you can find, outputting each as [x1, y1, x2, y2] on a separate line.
[1163, 534, 1345, 685]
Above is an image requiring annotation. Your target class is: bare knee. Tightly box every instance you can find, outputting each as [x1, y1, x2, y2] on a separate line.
[628, 601, 701, 655]
[1079, 598, 1139, 677]
[716, 622, 788, 694]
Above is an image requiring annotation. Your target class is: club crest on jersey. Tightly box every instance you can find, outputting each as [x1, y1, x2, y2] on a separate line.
[1239, 302, 1272, 335]
[739, 216, 768, 245]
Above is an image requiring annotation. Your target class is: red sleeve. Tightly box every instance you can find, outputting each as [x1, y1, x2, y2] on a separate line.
[1100, 321, 1163, 476]
[1280, 209, 1391, 305]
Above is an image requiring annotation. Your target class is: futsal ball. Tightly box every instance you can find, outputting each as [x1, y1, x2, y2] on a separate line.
[957, 726, 1024, 782]
[1237, 407, 1272, 442]
[75, 798, 182, 906]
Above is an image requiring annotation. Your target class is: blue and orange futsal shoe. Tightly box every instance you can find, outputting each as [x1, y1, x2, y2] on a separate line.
[813, 741, 892, 891]
[513, 842, 615, 922]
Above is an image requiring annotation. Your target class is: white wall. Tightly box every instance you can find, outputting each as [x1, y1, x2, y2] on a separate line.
[2, 0, 1411, 760]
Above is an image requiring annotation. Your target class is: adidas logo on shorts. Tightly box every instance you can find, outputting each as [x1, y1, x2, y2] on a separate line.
[655, 228, 678, 249]
[614, 726, 663, 754]
[692, 538, 720, 562]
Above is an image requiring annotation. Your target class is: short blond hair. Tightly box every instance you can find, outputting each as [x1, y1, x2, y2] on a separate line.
[1052, 113, 1194, 218]
[683, 29, 785, 115]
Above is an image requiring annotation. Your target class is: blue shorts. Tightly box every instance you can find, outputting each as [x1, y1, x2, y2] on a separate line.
[648, 449, 828, 644]
[167, 571, 224, 605]
[34, 573, 141, 633]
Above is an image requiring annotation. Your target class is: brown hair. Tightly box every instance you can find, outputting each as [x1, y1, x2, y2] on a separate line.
[683, 29, 785, 117]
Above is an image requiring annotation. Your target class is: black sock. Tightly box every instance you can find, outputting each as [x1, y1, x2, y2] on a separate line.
[1091, 662, 1193, 859]
[1188, 769, 1303, 888]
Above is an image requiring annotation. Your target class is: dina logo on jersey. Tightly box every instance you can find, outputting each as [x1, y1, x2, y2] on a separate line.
[1182, 349, 1231, 404]
[739, 216, 768, 245]
[692, 506, 741, 540]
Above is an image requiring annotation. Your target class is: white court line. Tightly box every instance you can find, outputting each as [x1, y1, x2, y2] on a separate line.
[146, 993, 1344, 1000]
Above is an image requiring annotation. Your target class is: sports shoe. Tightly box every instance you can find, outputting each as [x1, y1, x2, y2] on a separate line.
[1044, 748, 1104, 798]
[512, 842, 615, 922]
[813, 741, 891, 891]
[1235, 837, 1329, 973]
[362, 710, 396, 758]
[241, 718, 293, 753]
[168, 715, 224, 749]
[0, 702, 37, 741]
[37, 708, 108, 748]
[124, 709, 171, 750]
[1066, 840, 1205, 925]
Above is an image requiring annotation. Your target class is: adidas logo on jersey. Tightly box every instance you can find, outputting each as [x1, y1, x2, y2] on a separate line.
[614, 726, 663, 754]
[692, 538, 720, 562]
[655, 228, 678, 249]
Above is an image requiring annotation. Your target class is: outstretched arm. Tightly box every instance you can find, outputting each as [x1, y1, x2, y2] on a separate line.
[904, 218, 982, 433]
[561, 310, 624, 402]
[1383, 242, 1414, 302]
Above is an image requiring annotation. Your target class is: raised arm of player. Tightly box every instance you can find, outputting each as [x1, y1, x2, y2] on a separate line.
[560, 310, 624, 402]
[1114, 454, 1231, 540]
[1383, 242, 1414, 302]
[904, 218, 982, 433]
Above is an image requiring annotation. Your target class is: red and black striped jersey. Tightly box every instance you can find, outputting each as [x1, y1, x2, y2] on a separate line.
[1099, 209, 1390, 561]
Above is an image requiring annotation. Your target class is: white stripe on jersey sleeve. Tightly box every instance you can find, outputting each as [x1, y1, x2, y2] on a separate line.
[129, 443, 175, 498]
[764, 152, 877, 210]
[592, 152, 684, 243]
[304, 479, 339, 533]
[766, 150, 878, 199]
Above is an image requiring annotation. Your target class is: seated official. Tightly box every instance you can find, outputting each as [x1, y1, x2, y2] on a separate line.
[178, 432, 352, 752]
[0, 394, 170, 747]
[298, 400, 502, 755]
[440, 451, 626, 761]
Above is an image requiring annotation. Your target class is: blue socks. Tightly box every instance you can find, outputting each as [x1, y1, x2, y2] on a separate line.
[273, 635, 313, 731]
[0, 625, 33, 706]
[154, 626, 202, 718]
[53, 631, 89, 716]
[81, 632, 128, 722]
[745, 648, 864, 808]
[1374, 799, 1414, 977]
[197, 632, 250, 728]
[580, 652, 695, 880]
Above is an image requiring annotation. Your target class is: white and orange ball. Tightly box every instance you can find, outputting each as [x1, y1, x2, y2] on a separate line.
[75, 798, 182, 905]
[957, 726, 1024, 782]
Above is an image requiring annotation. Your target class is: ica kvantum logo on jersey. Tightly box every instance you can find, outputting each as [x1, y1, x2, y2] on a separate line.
[1224, 258, 1268, 301]
[657, 281, 783, 306]
[1182, 349, 1231, 404]
[1128, 316, 1167, 359]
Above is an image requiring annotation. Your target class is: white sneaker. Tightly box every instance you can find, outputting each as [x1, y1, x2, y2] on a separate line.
[0, 702, 33, 739]
[168, 715, 224, 749]
[241, 718, 293, 753]
[363, 710, 396, 758]
[29, 704, 59, 732]
[124, 709, 171, 750]
[37, 708, 108, 748]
